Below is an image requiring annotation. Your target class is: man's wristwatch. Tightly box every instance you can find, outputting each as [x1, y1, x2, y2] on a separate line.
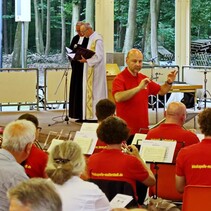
[165, 81, 173, 85]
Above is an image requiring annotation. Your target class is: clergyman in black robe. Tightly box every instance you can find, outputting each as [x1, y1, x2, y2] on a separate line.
[68, 23, 89, 120]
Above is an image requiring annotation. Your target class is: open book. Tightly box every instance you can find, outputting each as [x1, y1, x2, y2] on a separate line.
[66, 45, 95, 61]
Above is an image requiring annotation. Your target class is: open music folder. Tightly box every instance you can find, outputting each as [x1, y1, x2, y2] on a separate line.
[66, 46, 95, 61]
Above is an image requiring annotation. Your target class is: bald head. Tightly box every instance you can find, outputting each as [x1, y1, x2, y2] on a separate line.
[126, 49, 143, 59]
[166, 102, 187, 125]
[126, 49, 143, 75]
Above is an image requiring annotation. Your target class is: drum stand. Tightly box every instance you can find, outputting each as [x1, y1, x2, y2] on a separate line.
[197, 69, 211, 109]
[148, 58, 164, 122]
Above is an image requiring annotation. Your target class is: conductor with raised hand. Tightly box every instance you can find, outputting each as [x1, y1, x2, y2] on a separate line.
[112, 48, 177, 136]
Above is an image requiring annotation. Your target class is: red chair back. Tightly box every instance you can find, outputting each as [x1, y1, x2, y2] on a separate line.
[182, 185, 211, 211]
[149, 163, 183, 201]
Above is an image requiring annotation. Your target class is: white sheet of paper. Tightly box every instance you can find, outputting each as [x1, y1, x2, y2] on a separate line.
[141, 146, 166, 162]
[74, 136, 92, 154]
[197, 133, 204, 142]
[80, 123, 99, 132]
[139, 140, 176, 163]
[66, 53, 75, 59]
[110, 194, 133, 208]
[47, 139, 64, 153]
[131, 133, 147, 145]
[65, 47, 72, 53]
[73, 131, 98, 155]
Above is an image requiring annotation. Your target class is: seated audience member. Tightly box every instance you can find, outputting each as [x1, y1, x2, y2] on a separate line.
[18, 113, 48, 178]
[7, 178, 62, 211]
[87, 116, 156, 204]
[93, 98, 116, 153]
[45, 141, 111, 211]
[176, 108, 211, 193]
[146, 101, 200, 163]
[0, 120, 36, 211]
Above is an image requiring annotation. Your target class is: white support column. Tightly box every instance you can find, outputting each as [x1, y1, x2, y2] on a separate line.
[95, 0, 114, 53]
[175, 0, 191, 76]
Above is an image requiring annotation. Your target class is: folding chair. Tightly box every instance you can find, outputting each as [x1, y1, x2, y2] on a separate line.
[182, 185, 211, 211]
[89, 179, 139, 208]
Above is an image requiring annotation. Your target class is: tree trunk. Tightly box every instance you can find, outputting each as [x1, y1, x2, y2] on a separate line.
[86, 0, 94, 28]
[45, 0, 51, 55]
[150, 0, 161, 64]
[70, 1, 80, 42]
[34, 0, 44, 54]
[3, 0, 8, 54]
[122, 0, 137, 53]
[41, 0, 44, 33]
[143, 13, 151, 61]
[61, 0, 66, 61]
[12, 23, 21, 68]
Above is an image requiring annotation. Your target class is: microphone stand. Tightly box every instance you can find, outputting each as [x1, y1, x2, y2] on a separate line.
[48, 69, 70, 126]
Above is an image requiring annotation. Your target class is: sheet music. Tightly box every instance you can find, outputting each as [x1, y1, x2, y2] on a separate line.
[47, 139, 64, 153]
[131, 133, 147, 145]
[141, 146, 166, 162]
[139, 140, 176, 163]
[73, 131, 98, 155]
[80, 123, 99, 132]
[110, 194, 133, 208]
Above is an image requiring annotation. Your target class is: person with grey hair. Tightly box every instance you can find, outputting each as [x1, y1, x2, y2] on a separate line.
[79, 22, 107, 121]
[68, 21, 89, 121]
[0, 119, 36, 211]
[45, 141, 111, 211]
[7, 178, 62, 211]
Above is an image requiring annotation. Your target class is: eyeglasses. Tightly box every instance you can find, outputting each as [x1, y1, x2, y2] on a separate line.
[80, 28, 88, 34]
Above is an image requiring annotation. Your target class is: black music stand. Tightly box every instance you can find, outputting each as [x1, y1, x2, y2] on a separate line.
[48, 69, 70, 126]
[139, 140, 177, 199]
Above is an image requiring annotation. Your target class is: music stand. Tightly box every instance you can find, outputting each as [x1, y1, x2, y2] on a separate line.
[48, 69, 70, 126]
[200, 68, 211, 108]
[139, 140, 177, 199]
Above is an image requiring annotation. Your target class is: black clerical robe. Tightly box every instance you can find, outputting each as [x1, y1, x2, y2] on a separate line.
[68, 35, 89, 119]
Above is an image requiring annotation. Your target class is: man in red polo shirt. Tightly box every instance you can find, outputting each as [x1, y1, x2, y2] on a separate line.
[176, 108, 211, 193]
[112, 49, 177, 135]
[146, 101, 200, 163]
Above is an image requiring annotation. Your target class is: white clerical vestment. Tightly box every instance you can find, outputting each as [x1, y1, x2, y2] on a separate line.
[82, 32, 108, 120]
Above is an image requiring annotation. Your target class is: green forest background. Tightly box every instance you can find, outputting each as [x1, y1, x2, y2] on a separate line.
[2, 0, 211, 67]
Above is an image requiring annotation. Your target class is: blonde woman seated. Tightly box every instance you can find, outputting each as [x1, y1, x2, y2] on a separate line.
[45, 141, 111, 211]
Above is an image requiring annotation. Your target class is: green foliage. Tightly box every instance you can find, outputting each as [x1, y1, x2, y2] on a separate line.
[191, 1, 211, 40]
[2, 0, 210, 55]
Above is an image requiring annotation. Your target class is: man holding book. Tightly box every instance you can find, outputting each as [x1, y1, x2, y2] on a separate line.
[68, 21, 89, 121]
[79, 23, 107, 121]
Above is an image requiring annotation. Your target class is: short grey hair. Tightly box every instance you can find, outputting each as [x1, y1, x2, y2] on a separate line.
[76, 21, 84, 26]
[2, 119, 36, 151]
[45, 141, 85, 185]
[84, 22, 92, 29]
[7, 178, 62, 211]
